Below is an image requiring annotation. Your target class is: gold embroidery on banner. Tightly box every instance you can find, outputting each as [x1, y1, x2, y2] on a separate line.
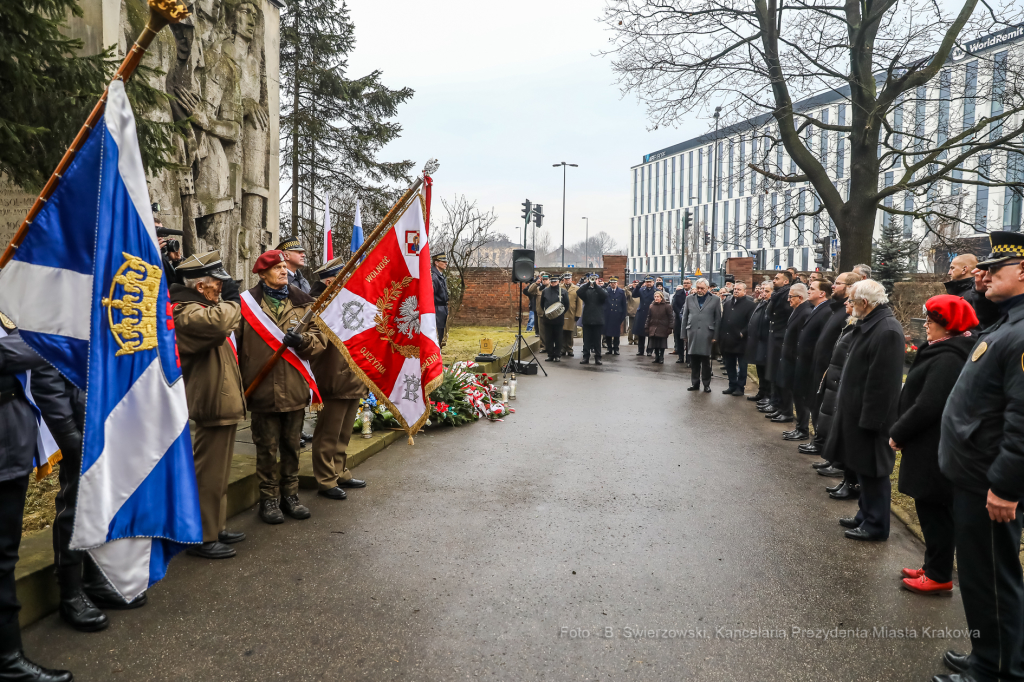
[374, 277, 419, 358]
[0, 312, 13, 330]
[972, 341, 988, 362]
[101, 252, 162, 356]
[365, 256, 391, 284]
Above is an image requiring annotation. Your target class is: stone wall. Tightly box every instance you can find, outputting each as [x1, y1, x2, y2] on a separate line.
[1, 0, 282, 285]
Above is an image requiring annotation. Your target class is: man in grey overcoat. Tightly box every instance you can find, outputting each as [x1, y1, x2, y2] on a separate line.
[682, 278, 722, 392]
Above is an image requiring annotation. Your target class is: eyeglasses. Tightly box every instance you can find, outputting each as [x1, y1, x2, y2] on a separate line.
[987, 260, 1023, 274]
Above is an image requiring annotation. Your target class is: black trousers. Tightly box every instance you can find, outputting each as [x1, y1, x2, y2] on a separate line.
[954, 486, 1024, 682]
[793, 388, 812, 432]
[771, 382, 793, 416]
[722, 353, 747, 391]
[545, 319, 562, 360]
[53, 443, 83, 571]
[852, 471, 890, 538]
[603, 334, 620, 351]
[755, 364, 770, 397]
[435, 307, 448, 345]
[0, 475, 29, 653]
[582, 325, 602, 359]
[690, 354, 712, 388]
[635, 335, 647, 354]
[810, 391, 825, 445]
[673, 319, 683, 352]
[914, 497, 954, 584]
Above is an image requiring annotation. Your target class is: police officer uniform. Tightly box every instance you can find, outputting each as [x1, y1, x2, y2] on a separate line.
[938, 232, 1024, 682]
[431, 254, 450, 345]
[276, 237, 311, 294]
[0, 325, 74, 681]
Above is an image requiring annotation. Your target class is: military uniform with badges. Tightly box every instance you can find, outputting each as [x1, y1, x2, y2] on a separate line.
[170, 252, 246, 559]
[561, 274, 581, 355]
[276, 237, 311, 294]
[602, 278, 628, 354]
[309, 260, 369, 500]
[431, 254, 450, 346]
[938, 232, 1024, 682]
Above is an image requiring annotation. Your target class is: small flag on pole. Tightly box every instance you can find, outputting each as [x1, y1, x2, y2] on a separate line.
[351, 198, 364, 254]
[323, 194, 334, 264]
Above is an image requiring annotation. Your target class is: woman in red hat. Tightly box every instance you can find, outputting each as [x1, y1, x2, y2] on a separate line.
[889, 294, 979, 595]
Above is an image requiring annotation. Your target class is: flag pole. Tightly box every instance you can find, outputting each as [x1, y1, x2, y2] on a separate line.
[0, 0, 190, 269]
[244, 168, 435, 398]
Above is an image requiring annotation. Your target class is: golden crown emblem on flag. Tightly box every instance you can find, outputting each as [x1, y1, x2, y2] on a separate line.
[102, 252, 162, 356]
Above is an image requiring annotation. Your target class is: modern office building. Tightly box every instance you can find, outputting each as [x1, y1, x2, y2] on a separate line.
[628, 22, 1024, 284]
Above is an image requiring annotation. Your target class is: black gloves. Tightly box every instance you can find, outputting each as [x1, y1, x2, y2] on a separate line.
[282, 330, 304, 348]
[221, 278, 241, 303]
[47, 417, 83, 462]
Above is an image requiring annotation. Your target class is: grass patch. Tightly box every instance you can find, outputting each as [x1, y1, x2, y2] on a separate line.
[22, 468, 60, 537]
[444, 326, 519, 364]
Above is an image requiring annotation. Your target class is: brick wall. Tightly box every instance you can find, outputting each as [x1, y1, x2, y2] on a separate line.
[455, 255, 626, 327]
[725, 257, 753, 288]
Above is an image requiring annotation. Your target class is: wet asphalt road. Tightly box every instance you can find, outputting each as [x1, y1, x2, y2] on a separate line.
[24, 343, 968, 681]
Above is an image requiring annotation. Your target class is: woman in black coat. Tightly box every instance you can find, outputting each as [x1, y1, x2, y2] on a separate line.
[890, 295, 978, 595]
[644, 291, 675, 364]
[825, 280, 906, 542]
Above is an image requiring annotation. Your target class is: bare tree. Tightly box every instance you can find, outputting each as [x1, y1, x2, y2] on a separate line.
[605, 0, 1024, 270]
[432, 195, 500, 316]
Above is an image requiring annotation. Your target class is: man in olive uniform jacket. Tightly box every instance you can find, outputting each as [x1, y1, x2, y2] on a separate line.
[171, 251, 247, 559]
[526, 273, 551, 350]
[937, 232, 1024, 682]
[561, 273, 581, 356]
[238, 250, 326, 524]
[310, 260, 369, 500]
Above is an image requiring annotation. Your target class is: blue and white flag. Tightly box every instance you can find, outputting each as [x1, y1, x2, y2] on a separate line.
[0, 81, 201, 600]
[351, 198, 364, 254]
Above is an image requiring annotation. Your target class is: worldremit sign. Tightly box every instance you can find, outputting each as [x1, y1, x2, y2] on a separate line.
[952, 23, 1024, 61]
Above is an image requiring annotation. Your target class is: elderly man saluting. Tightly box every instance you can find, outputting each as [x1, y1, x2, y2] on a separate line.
[238, 250, 325, 524]
[170, 251, 247, 559]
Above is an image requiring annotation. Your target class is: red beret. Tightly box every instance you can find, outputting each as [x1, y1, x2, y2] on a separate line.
[252, 249, 286, 274]
[925, 294, 979, 334]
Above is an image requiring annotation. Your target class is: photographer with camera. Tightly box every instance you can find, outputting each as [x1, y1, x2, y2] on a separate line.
[155, 214, 184, 286]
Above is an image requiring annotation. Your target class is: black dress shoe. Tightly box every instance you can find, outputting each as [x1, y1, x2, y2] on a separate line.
[281, 494, 311, 519]
[339, 478, 366, 488]
[318, 487, 347, 500]
[763, 411, 779, 419]
[826, 481, 844, 493]
[703, 386, 711, 393]
[59, 592, 108, 632]
[817, 465, 845, 477]
[932, 675, 977, 682]
[545, 357, 555, 362]
[186, 541, 236, 559]
[612, 350, 619, 355]
[944, 651, 971, 674]
[838, 517, 860, 529]
[782, 429, 797, 437]
[0, 650, 73, 682]
[759, 406, 777, 414]
[844, 527, 885, 541]
[722, 388, 734, 394]
[218, 530, 246, 544]
[83, 577, 146, 611]
[580, 358, 590, 364]
[829, 482, 860, 500]
[747, 394, 764, 401]
[594, 359, 603, 365]
[675, 358, 686, 363]
[300, 431, 313, 443]
[798, 443, 821, 454]
[731, 388, 745, 396]
[783, 430, 810, 441]
[687, 385, 700, 391]
[770, 414, 794, 423]
[553, 357, 560, 363]
[636, 351, 644, 356]
[811, 460, 832, 469]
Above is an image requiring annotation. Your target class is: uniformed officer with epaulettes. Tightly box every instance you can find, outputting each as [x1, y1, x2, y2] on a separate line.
[936, 232, 1024, 682]
[0, 321, 74, 681]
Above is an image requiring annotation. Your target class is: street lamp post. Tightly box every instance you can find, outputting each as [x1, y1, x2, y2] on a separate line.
[582, 216, 589, 267]
[710, 106, 721, 280]
[553, 162, 578, 268]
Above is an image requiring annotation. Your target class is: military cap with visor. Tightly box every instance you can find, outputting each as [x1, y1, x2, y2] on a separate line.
[275, 237, 305, 252]
[315, 256, 345, 279]
[175, 251, 232, 281]
[977, 231, 1024, 269]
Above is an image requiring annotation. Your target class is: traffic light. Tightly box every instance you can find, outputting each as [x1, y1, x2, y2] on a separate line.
[682, 209, 692, 232]
[533, 204, 544, 227]
[521, 199, 532, 224]
[814, 235, 830, 271]
[751, 251, 760, 269]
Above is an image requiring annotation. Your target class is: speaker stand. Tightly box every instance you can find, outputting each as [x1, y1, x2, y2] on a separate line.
[503, 282, 547, 377]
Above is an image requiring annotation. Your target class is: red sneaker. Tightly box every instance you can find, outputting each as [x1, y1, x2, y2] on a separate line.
[901, 567, 925, 580]
[901, 575, 953, 594]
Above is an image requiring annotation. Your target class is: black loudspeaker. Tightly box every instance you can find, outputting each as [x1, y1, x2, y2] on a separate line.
[511, 249, 535, 283]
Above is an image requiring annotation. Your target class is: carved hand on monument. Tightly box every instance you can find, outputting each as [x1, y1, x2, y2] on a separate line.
[175, 86, 209, 129]
[243, 98, 268, 131]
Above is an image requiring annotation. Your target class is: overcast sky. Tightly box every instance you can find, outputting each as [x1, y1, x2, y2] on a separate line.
[345, 0, 712, 259]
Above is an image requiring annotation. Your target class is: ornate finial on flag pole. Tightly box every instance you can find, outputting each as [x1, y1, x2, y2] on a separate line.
[422, 158, 440, 176]
[0, 0, 189, 268]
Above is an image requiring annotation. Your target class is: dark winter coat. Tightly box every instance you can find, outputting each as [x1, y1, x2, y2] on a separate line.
[540, 284, 570, 321]
[631, 284, 657, 333]
[602, 287, 628, 336]
[817, 321, 857, 465]
[577, 282, 608, 326]
[672, 289, 687, 340]
[945, 277, 1002, 330]
[940, 298, 1024, 500]
[432, 265, 450, 309]
[745, 300, 769, 364]
[892, 335, 973, 501]
[776, 300, 813, 390]
[823, 305, 906, 478]
[765, 283, 792, 380]
[792, 300, 833, 397]
[810, 298, 849, 392]
[645, 301, 675, 338]
[719, 295, 756, 355]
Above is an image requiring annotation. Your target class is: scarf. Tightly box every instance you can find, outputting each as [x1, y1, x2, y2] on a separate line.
[696, 293, 708, 309]
[262, 282, 290, 301]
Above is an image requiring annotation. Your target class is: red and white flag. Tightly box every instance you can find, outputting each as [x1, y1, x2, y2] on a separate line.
[323, 194, 334, 263]
[315, 175, 443, 439]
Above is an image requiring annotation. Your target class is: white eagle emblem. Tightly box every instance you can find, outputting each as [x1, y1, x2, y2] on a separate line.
[396, 296, 420, 339]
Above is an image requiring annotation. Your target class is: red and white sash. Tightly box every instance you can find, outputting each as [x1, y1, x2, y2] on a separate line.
[240, 290, 322, 406]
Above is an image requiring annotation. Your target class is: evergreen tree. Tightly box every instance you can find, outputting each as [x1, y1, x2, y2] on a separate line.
[280, 0, 414, 264]
[872, 217, 916, 294]
[0, 0, 178, 191]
